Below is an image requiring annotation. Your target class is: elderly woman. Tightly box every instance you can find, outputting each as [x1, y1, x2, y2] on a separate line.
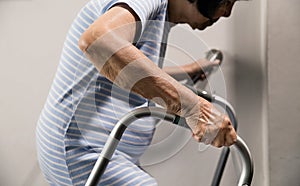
[36, 0, 241, 185]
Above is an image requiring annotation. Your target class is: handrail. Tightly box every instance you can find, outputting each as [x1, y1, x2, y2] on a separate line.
[85, 107, 253, 186]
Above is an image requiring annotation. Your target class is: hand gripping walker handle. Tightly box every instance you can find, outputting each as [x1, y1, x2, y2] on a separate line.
[85, 107, 253, 186]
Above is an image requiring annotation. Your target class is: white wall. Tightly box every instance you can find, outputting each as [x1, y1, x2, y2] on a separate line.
[267, 1, 300, 185]
[0, 0, 88, 185]
[0, 0, 268, 185]
[143, 0, 268, 185]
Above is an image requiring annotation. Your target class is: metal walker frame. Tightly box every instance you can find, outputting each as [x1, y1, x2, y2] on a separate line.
[85, 88, 253, 186]
[85, 49, 254, 186]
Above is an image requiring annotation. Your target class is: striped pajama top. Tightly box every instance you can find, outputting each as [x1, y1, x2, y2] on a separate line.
[36, 0, 170, 185]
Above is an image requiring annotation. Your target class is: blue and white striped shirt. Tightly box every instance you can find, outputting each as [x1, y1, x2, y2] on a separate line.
[36, 0, 170, 185]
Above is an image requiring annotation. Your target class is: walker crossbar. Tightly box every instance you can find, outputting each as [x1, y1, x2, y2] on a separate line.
[85, 107, 253, 186]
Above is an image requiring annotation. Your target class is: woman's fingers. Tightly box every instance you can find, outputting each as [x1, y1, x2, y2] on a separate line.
[196, 59, 220, 70]
[193, 59, 220, 81]
[211, 116, 237, 148]
[211, 130, 225, 147]
[224, 126, 237, 146]
[211, 59, 221, 66]
[194, 115, 237, 148]
[188, 97, 237, 148]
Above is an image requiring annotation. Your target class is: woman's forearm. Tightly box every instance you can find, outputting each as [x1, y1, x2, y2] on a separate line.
[78, 6, 198, 116]
[77, 3, 237, 148]
[84, 37, 199, 116]
[163, 64, 197, 81]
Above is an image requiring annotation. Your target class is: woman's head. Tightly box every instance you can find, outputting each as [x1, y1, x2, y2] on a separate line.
[168, 0, 243, 30]
[188, 0, 237, 20]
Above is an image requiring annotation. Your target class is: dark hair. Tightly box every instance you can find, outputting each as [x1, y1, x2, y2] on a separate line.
[187, 0, 226, 19]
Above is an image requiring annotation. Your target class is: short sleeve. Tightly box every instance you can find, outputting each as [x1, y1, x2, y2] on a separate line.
[99, 0, 163, 36]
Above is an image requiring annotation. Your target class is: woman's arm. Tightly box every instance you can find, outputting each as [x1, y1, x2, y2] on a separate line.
[163, 59, 220, 81]
[79, 4, 196, 115]
[79, 4, 236, 147]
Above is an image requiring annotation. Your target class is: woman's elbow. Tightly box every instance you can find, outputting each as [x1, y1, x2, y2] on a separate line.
[78, 26, 111, 53]
[78, 30, 94, 53]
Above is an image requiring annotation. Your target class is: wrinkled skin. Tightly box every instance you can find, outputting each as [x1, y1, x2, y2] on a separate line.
[79, 1, 238, 148]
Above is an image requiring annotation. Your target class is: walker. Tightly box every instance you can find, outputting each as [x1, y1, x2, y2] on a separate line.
[85, 50, 254, 186]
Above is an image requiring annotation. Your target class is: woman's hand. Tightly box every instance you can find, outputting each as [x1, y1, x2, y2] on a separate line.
[163, 58, 220, 81]
[185, 97, 237, 147]
[189, 58, 221, 81]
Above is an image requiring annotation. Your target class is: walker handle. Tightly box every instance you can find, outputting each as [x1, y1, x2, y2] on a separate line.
[85, 107, 253, 186]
